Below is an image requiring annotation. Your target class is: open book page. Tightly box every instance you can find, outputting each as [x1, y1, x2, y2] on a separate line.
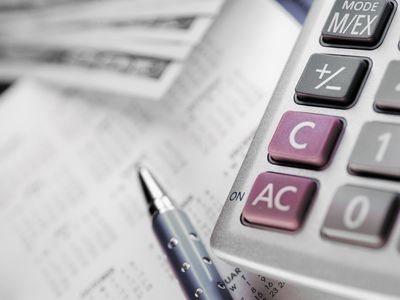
[0, 1, 340, 299]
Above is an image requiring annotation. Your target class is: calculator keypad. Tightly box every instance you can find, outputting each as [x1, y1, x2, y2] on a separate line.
[268, 111, 343, 168]
[321, 185, 398, 248]
[295, 54, 369, 107]
[348, 122, 400, 179]
[241, 0, 400, 250]
[321, 0, 394, 48]
[375, 61, 400, 112]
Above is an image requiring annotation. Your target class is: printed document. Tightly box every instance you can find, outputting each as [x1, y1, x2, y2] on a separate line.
[0, 1, 340, 299]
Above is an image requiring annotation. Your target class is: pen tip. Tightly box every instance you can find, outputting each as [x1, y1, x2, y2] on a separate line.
[137, 164, 164, 203]
[137, 163, 174, 215]
[137, 165, 153, 184]
[136, 164, 146, 176]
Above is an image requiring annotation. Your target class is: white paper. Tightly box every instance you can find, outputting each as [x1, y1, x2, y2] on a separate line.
[1, 35, 193, 62]
[0, 41, 185, 100]
[32, 16, 215, 45]
[0, 1, 340, 299]
[36, 0, 225, 23]
[0, 0, 223, 34]
[0, 0, 225, 101]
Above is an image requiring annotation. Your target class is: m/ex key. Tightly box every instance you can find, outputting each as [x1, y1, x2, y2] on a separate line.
[321, 0, 395, 48]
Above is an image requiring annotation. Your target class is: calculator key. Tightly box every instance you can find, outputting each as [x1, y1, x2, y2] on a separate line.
[321, 185, 398, 248]
[268, 111, 343, 168]
[375, 61, 400, 112]
[295, 54, 369, 107]
[242, 172, 317, 231]
[348, 122, 400, 179]
[321, 0, 394, 48]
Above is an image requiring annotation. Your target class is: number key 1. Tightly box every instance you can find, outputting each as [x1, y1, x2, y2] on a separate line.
[348, 121, 400, 179]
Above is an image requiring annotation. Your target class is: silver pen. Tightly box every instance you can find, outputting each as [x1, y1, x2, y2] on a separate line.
[138, 166, 232, 300]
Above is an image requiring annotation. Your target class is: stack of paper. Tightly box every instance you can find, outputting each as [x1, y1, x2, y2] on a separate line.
[0, 0, 225, 100]
[0, 1, 345, 299]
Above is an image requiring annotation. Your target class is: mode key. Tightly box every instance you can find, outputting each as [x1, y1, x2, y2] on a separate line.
[321, 0, 394, 48]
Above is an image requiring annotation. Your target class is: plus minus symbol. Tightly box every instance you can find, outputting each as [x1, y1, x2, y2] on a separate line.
[316, 64, 331, 79]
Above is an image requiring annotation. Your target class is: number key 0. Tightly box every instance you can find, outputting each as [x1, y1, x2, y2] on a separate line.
[321, 185, 398, 248]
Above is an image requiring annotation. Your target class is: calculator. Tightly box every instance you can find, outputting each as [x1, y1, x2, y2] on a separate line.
[211, 0, 400, 299]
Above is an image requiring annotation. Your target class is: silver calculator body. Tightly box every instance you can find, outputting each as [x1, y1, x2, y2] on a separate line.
[211, 0, 400, 299]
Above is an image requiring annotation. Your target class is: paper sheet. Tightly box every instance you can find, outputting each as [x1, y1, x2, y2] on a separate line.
[0, 1, 339, 299]
[0, 0, 226, 101]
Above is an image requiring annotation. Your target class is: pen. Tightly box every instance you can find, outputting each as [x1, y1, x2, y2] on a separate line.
[138, 166, 232, 300]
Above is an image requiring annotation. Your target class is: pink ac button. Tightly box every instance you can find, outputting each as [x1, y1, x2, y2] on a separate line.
[242, 172, 317, 231]
[268, 111, 343, 168]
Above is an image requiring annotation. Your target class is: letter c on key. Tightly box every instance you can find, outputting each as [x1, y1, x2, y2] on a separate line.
[275, 186, 298, 212]
[289, 121, 316, 149]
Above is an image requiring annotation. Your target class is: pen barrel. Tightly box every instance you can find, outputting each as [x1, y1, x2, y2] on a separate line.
[153, 208, 232, 300]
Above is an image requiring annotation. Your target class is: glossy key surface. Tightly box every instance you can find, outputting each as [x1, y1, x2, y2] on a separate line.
[375, 61, 400, 112]
[268, 111, 343, 168]
[321, 0, 394, 48]
[242, 172, 317, 231]
[321, 185, 398, 248]
[295, 54, 369, 107]
[348, 121, 400, 179]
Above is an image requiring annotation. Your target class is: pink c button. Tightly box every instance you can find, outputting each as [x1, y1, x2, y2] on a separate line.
[268, 111, 343, 168]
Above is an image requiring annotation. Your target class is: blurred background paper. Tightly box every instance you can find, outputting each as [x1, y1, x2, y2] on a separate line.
[0, 0, 342, 300]
[0, 0, 225, 100]
[0, 0, 340, 299]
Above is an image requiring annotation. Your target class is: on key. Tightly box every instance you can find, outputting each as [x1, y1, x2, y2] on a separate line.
[321, 0, 394, 48]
